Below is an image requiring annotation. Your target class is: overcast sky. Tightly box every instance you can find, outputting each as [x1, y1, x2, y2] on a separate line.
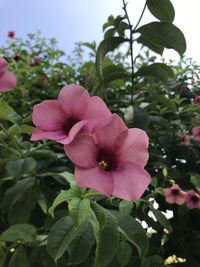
[0, 0, 199, 63]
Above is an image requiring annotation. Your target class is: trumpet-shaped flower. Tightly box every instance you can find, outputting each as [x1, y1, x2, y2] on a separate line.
[64, 114, 151, 201]
[31, 84, 111, 144]
[0, 57, 16, 92]
[185, 190, 200, 209]
[164, 184, 186, 205]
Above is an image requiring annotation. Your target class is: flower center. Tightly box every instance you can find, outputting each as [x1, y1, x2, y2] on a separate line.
[97, 148, 118, 172]
[172, 189, 180, 195]
[191, 195, 199, 203]
[63, 117, 80, 134]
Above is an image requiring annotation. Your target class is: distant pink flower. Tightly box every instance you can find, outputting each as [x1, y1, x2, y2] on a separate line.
[185, 190, 200, 209]
[164, 184, 186, 205]
[7, 31, 15, 38]
[194, 95, 200, 104]
[64, 114, 151, 201]
[31, 84, 111, 144]
[180, 133, 190, 145]
[192, 126, 200, 141]
[0, 57, 16, 92]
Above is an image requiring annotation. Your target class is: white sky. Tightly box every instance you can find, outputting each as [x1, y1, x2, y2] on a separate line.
[0, 0, 199, 63]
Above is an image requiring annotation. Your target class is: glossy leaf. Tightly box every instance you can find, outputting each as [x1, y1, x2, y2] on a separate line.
[8, 246, 30, 267]
[92, 203, 119, 267]
[113, 212, 149, 258]
[150, 207, 172, 233]
[147, 0, 175, 22]
[95, 37, 128, 78]
[137, 22, 186, 56]
[135, 63, 174, 81]
[47, 216, 75, 262]
[68, 221, 95, 264]
[0, 224, 37, 243]
[68, 197, 91, 227]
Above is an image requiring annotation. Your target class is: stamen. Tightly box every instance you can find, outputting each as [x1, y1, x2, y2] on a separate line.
[98, 160, 108, 170]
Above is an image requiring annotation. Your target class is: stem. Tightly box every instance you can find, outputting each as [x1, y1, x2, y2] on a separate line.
[122, 0, 147, 105]
[0, 122, 24, 157]
[84, 192, 103, 198]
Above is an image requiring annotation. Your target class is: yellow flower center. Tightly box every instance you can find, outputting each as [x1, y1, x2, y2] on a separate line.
[98, 160, 108, 170]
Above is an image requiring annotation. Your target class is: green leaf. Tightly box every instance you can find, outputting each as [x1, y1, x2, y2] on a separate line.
[152, 95, 177, 112]
[95, 37, 128, 78]
[92, 204, 119, 267]
[68, 197, 91, 227]
[137, 35, 164, 55]
[0, 100, 22, 124]
[6, 157, 36, 178]
[135, 63, 174, 81]
[8, 246, 30, 267]
[190, 174, 200, 188]
[147, 0, 175, 22]
[102, 64, 131, 84]
[119, 200, 133, 215]
[48, 190, 73, 217]
[117, 241, 132, 266]
[68, 221, 95, 264]
[113, 212, 149, 258]
[150, 207, 172, 233]
[137, 22, 186, 56]
[47, 216, 75, 262]
[0, 224, 37, 243]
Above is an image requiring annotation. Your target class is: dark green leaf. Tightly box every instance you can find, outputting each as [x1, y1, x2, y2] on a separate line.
[95, 37, 128, 78]
[47, 216, 75, 262]
[147, 0, 175, 22]
[117, 241, 132, 266]
[137, 22, 186, 56]
[8, 246, 30, 267]
[113, 212, 149, 258]
[92, 204, 119, 267]
[137, 35, 164, 55]
[68, 221, 95, 264]
[0, 224, 37, 243]
[68, 198, 91, 227]
[119, 200, 133, 214]
[0, 100, 22, 124]
[135, 63, 174, 81]
[6, 157, 36, 178]
[150, 207, 172, 233]
[102, 64, 131, 84]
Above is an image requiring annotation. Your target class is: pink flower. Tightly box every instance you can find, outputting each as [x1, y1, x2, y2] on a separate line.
[185, 190, 200, 209]
[31, 84, 111, 144]
[7, 31, 15, 38]
[192, 126, 200, 141]
[0, 57, 16, 92]
[194, 96, 200, 104]
[64, 114, 151, 201]
[164, 184, 186, 205]
[180, 133, 190, 145]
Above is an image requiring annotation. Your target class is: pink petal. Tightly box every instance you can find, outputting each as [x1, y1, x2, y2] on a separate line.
[163, 188, 172, 198]
[0, 58, 7, 72]
[114, 128, 149, 168]
[64, 134, 97, 168]
[58, 84, 90, 117]
[165, 195, 176, 204]
[175, 194, 185, 205]
[0, 71, 16, 92]
[75, 166, 114, 196]
[32, 100, 66, 131]
[82, 96, 111, 120]
[112, 162, 151, 201]
[94, 114, 127, 148]
[60, 120, 88, 145]
[30, 127, 67, 141]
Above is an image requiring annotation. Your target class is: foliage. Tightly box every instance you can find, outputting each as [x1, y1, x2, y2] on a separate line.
[0, 0, 200, 266]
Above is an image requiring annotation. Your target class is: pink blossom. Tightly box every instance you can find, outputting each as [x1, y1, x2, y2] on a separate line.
[185, 190, 200, 209]
[7, 31, 15, 38]
[164, 184, 186, 205]
[192, 126, 200, 141]
[180, 133, 190, 145]
[194, 95, 200, 104]
[31, 84, 111, 144]
[64, 114, 151, 201]
[0, 57, 16, 92]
